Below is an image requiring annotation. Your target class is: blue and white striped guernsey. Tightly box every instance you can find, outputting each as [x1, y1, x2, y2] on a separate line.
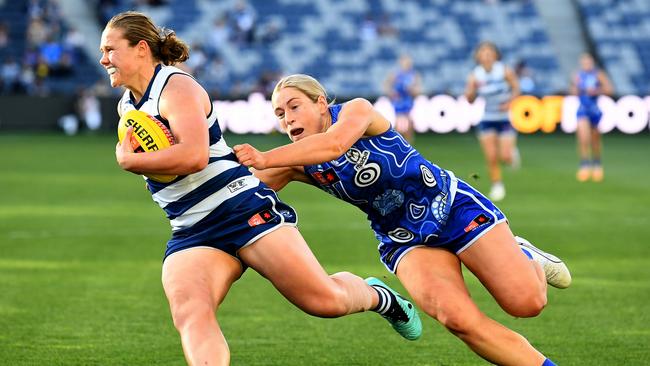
[118, 64, 260, 233]
[472, 61, 512, 122]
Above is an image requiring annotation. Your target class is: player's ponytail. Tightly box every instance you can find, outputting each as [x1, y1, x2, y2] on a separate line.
[107, 11, 189, 66]
[157, 27, 189, 65]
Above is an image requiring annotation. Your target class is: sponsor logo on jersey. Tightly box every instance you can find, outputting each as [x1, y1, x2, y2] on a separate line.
[227, 177, 248, 193]
[311, 168, 340, 185]
[464, 213, 491, 233]
[345, 148, 370, 169]
[248, 209, 275, 227]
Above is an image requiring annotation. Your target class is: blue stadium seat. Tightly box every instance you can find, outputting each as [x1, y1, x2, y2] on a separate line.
[576, 0, 650, 95]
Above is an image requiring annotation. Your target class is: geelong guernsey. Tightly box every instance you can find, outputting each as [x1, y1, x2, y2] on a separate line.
[473, 61, 512, 122]
[118, 64, 260, 232]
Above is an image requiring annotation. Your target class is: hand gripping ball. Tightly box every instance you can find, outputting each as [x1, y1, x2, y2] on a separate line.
[117, 109, 177, 183]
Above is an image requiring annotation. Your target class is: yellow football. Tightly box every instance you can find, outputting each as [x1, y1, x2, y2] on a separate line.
[117, 109, 178, 183]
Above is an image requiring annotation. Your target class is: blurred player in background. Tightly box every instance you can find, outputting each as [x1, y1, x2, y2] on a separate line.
[102, 12, 420, 365]
[384, 54, 421, 143]
[464, 41, 520, 202]
[235, 74, 571, 366]
[570, 52, 613, 182]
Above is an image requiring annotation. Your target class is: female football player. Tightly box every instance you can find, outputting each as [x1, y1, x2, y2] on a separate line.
[383, 54, 421, 143]
[234, 74, 571, 366]
[101, 12, 420, 366]
[570, 53, 613, 182]
[464, 41, 520, 201]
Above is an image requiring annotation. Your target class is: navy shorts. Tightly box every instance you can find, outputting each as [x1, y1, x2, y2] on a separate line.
[379, 179, 507, 273]
[164, 187, 298, 262]
[477, 120, 516, 136]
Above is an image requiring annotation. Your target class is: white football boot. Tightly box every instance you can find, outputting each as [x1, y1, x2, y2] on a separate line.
[489, 182, 506, 202]
[515, 236, 572, 289]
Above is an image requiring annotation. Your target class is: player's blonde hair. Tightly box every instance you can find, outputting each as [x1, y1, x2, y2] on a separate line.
[272, 74, 332, 106]
[107, 11, 189, 65]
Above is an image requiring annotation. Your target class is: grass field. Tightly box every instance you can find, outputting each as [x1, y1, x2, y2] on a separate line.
[1, 131, 649, 365]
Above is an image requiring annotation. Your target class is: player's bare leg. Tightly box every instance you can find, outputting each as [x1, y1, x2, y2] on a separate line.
[499, 133, 519, 169]
[240, 226, 421, 339]
[397, 246, 546, 365]
[162, 248, 243, 366]
[576, 118, 592, 181]
[395, 114, 414, 143]
[590, 127, 604, 181]
[459, 222, 548, 316]
[479, 132, 505, 201]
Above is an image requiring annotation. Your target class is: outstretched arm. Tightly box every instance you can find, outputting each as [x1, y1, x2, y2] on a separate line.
[248, 165, 313, 191]
[234, 98, 379, 169]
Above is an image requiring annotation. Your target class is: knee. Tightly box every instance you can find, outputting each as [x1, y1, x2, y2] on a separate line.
[500, 152, 512, 164]
[302, 286, 349, 318]
[420, 297, 483, 339]
[167, 293, 215, 332]
[299, 273, 355, 318]
[501, 290, 547, 318]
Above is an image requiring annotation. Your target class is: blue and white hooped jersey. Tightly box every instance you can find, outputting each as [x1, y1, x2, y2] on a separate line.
[304, 104, 458, 247]
[118, 64, 260, 232]
[473, 61, 512, 122]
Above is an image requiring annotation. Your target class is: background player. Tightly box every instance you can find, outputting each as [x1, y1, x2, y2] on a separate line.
[384, 54, 421, 143]
[234, 74, 571, 366]
[570, 52, 614, 182]
[102, 12, 420, 365]
[464, 41, 520, 201]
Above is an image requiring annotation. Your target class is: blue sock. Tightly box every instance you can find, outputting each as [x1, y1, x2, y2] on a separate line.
[542, 358, 557, 366]
[592, 158, 601, 166]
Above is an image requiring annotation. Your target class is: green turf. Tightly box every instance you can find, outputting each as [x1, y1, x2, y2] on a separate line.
[0, 132, 648, 365]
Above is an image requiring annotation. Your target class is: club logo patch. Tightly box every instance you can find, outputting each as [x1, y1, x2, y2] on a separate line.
[311, 167, 340, 186]
[372, 189, 404, 216]
[464, 213, 491, 233]
[248, 209, 275, 227]
[345, 148, 370, 169]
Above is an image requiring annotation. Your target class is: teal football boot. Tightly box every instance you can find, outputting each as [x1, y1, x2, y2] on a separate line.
[366, 277, 422, 340]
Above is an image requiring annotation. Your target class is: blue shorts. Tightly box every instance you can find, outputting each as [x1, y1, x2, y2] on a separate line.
[164, 187, 298, 263]
[392, 98, 414, 115]
[477, 120, 516, 136]
[378, 179, 507, 273]
[577, 103, 602, 126]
